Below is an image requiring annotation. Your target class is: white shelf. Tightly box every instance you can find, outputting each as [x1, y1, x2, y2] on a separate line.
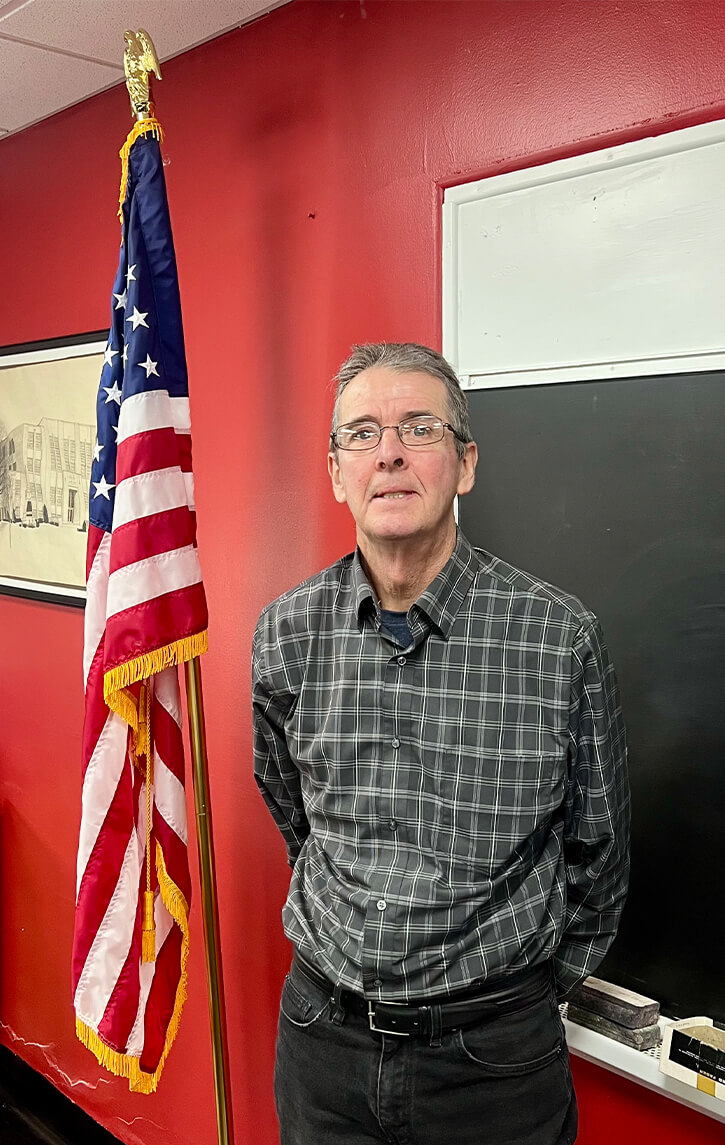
[565, 1016, 725, 1124]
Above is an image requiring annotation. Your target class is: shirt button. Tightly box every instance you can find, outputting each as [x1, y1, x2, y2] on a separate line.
[391, 737, 400, 749]
[388, 819, 398, 831]
[373, 978, 383, 988]
[376, 899, 387, 911]
[397, 655, 406, 666]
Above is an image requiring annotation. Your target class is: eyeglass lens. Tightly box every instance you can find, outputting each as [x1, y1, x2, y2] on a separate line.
[336, 417, 446, 450]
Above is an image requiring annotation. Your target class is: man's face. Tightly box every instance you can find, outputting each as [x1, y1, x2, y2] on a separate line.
[327, 367, 477, 550]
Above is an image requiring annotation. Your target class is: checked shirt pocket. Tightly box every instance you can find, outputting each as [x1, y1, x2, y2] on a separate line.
[454, 991, 563, 1075]
[279, 968, 332, 1028]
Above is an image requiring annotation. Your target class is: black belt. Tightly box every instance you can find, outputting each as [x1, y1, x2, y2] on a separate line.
[293, 953, 552, 1037]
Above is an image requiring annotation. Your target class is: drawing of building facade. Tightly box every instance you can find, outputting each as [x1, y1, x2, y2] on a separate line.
[0, 418, 93, 528]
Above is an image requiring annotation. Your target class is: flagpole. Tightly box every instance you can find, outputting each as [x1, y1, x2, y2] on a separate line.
[121, 30, 235, 1143]
[185, 658, 235, 1145]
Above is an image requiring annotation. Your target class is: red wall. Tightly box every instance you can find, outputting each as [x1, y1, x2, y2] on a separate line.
[1, 3, 724, 1143]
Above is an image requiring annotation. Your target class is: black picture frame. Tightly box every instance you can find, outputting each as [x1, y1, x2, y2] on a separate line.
[0, 330, 108, 608]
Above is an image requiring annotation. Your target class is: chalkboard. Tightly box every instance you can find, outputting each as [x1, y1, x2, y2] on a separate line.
[460, 371, 725, 1022]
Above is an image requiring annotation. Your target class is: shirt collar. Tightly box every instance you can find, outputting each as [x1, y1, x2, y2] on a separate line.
[352, 549, 379, 625]
[414, 530, 479, 638]
[352, 529, 480, 638]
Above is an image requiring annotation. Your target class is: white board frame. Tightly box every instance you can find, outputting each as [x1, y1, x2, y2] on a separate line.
[442, 120, 725, 390]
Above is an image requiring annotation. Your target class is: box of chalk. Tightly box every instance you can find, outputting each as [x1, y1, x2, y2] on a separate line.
[660, 1018, 725, 1099]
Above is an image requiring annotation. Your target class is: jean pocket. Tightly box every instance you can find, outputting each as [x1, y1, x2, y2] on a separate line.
[454, 992, 563, 1076]
[279, 968, 332, 1028]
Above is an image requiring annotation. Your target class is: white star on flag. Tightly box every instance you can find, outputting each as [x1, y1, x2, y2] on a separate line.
[112, 422, 120, 440]
[126, 263, 137, 285]
[92, 474, 115, 500]
[93, 440, 104, 463]
[104, 345, 119, 367]
[113, 289, 128, 310]
[127, 307, 149, 331]
[122, 344, 129, 363]
[138, 354, 159, 378]
[103, 380, 122, 405]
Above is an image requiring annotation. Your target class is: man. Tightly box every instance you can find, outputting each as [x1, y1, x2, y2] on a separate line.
[253, 342, 630, 1145]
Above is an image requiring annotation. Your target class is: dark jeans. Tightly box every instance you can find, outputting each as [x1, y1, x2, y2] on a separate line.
[275, 958, 578, 1145]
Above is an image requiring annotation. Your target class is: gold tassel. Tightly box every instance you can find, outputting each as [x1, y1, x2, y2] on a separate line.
[136, 678, 150, 761]
[141, 683, 156, 963]
[142, 890, 156, 963]
[118, 118, 164, 221]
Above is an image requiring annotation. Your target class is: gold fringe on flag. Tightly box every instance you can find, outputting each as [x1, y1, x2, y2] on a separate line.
[104, 631, 208, 745]
[75, 841, 190, 1094]
[118, 117, 164, 221]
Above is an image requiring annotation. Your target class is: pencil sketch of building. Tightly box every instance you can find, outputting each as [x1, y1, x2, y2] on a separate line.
[0, 418, 93, 529]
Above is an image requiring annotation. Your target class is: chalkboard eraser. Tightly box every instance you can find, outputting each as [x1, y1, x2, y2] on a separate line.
[568, 976, 660, 1029]
[567, 1003, 662, 1051]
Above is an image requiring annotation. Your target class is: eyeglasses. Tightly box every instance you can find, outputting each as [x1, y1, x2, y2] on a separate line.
[331, 416, 466, 452]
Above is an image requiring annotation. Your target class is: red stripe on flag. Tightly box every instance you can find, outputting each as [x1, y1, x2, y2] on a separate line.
[152, 695, 185, 785]
[72, 759, 137, 992]
[105, 582, 208, 671]
[86, 523, 106, 580]
[177, 433, 192, 473]
[154, 814, 192, 905]
[139, 924, 183, 1074]
[116, 426, 181, 483]
[82, 643, 112, 778]
[109, 507, 198, 574]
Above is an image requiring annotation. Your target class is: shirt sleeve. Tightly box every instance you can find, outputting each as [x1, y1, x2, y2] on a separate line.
[554, 617, 631, 1000]
[252, 617, 310, 868]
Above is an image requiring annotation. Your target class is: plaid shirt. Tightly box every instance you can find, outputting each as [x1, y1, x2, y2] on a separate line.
[253, 530, 630, 1001]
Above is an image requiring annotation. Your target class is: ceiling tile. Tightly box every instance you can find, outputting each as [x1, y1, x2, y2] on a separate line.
[0, 38, 120, 132]
[0, 0, 285, 65]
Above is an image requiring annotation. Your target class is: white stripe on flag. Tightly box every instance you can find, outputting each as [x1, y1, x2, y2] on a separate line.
[74, 829, 142, 1028]
[183, 470, 195, 511]
[116, 391, 191, 444]
[76, 712, 129, 899]
[154, 753, 188, 845]
[83, 532, 111, 686]
[170, 396, 191, 434]
[112, 467, 190, 529]
[106, 544, 203, 618]
[154, 667, 182, 726]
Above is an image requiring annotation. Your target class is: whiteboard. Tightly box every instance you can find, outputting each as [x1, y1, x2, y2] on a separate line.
[443, 120, 725, 388]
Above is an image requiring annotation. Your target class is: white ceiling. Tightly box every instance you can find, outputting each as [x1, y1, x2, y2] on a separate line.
[0, 0, 289, 139]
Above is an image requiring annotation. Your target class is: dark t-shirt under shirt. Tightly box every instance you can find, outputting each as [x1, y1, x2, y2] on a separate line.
[380, 608, 413, 648]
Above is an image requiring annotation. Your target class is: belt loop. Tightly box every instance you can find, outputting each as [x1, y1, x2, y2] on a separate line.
[428, 1003, 442, 1047]
[329, 982, 345, 1026]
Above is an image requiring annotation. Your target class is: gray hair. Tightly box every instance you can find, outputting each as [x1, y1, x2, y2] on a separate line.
[331, 342, 473, 459]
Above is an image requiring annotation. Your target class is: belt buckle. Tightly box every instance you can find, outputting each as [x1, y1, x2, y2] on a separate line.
[367, 1000, 411, 1036]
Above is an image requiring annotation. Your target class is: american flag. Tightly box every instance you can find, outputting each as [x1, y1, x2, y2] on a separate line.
[72, 123, 208, 1093]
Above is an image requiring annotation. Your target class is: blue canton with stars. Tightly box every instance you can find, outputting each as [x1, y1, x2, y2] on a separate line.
[90, 135, 190, 532]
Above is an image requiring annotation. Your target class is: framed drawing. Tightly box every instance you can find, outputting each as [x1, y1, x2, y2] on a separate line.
[0, 331, 107, 607]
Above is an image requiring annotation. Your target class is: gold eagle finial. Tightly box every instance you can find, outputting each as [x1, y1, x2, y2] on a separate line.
[123, 29, 162, 120]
